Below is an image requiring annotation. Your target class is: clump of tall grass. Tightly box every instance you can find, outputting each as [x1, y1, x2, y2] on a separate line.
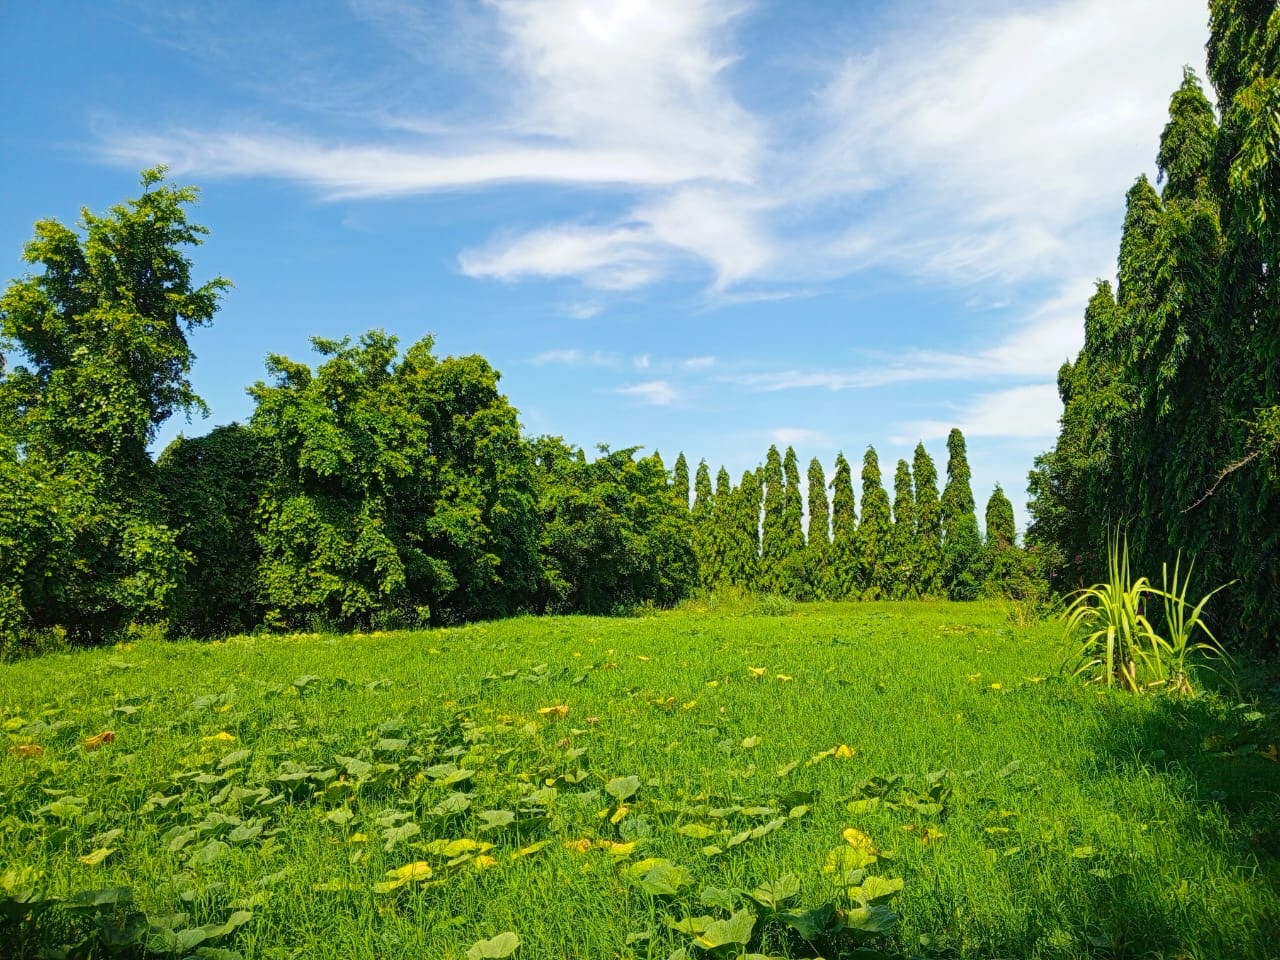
[1062, 530, 1232, 695]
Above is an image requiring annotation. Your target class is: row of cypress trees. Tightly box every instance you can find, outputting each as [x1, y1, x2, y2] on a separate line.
[1028, 1, 1279, 652]
[671, 429, 1022, 602]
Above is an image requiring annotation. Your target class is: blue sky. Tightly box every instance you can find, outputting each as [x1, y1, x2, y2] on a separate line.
[1, 0, 1210, 529]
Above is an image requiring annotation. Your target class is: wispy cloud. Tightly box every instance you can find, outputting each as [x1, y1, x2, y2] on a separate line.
[617, 380, 678, 406]
[98, 0, 1204, 305]
[769, 427, 830, 447]
[531, 348, 617, 367]
[892, 384, 1063, 444]
[683, 355, 716, 370]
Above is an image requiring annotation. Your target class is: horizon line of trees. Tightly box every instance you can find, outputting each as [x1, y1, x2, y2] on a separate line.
[0, 169, 1043, 648]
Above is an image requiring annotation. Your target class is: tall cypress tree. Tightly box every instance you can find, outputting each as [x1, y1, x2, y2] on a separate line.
[912, 443, 943, 597]
[829, 452, 858, 599]
[859, 447, 892, 599]
[778, 446, 806, 595]
[985, 485, 1016, 551]
[805, 457, 830, 600]
[672, 452, 691, 513]
[941, 428, 985, 600]
[889, 458, 916, 599]
[692, 460, 716, 588]
[760, 445, 786, 591]
[733, 468, 762, 590]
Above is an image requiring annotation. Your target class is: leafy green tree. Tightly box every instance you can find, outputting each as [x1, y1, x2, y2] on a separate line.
[727, 468, 762, 589]
[759, 445, 787, 590]
[692, 459, 718, 588]
[803, 457, 831, 599]
[251, 332, 540, 629]
[157, 423, 268, 637]
[672, 452, 691, 512]
[985, 485, 1016, 550]
[912, 443, 943, 596]
[859, 447, 892, 599]
[828, 452, 858, 598]
[0, 167, 228, 643]
[941, 428, 985, 600]
[534, 440, 694, 613]
[888, 458, 916, 598]
[778, 446, 807, 596]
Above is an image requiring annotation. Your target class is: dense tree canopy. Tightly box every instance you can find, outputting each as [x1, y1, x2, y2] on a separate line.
[1030, 3, 1280, 650]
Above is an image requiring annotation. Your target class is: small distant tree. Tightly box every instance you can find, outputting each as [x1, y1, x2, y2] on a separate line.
[692, 460, 717, 588]
[760, 445, 787, 590]
[672, 452, 691, 512]
[912, 443, 943, 596]
[889, 458, 916, 598]
[804, 457, 831, 599]
[859, 447, 892, 599]
[941, 428, 985, 600]
[829, 452, 858, 598]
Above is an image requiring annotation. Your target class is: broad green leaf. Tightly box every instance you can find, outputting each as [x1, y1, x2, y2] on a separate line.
[605, 776, 640, 801]
[692, 909, 755, 949]
[465, 931, 520, 959]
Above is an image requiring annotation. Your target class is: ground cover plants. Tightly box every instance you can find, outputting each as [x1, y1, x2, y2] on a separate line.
[3, 601, 1278, 959]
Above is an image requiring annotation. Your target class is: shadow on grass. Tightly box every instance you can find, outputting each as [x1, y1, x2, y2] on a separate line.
[1076, 672, 1280, 959]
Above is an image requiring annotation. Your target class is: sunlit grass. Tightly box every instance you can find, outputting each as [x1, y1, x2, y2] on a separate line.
[2, 601, 1277, 959]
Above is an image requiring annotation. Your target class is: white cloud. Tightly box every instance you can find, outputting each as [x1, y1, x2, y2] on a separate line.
[565, 300, 604, 320]
[633, 354, 651, 369]
[460, 224, 663, 290]
[532, 348, 617, 366]
[617, 379, 678, 405]
[769, 427, 828, 447]
[683, 355, 716, 370]
[893, 384, 1063, 443]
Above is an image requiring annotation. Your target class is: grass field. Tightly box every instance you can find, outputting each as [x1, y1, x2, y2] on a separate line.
[2, 601, 1278, 959]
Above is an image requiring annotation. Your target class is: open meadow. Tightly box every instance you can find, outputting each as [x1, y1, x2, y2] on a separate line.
[2, 601, 1278, 959]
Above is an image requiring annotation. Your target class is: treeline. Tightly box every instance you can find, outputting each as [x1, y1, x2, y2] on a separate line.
[1028, 1, 1279, 652]
[0, 169, 1038, 648]
[668, 434, 1027, 604]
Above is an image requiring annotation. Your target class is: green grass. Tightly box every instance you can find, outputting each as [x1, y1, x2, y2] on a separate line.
[2, 601, 1278, 959]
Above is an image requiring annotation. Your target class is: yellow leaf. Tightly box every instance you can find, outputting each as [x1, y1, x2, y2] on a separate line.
[990, 683, 1002, 690]
[537, 704, 570, 719]
[1262, 744, 1279, 762]
[79, 848, 114, 866]
[9, 744, 43, 758]
[921, 827, 945, 845]
[653, 696, 675, 708]
[610, 805, 630, 825]
[843, 828, 879, 854]
[776, 674, 794, 682]
[350, 833, 369, 843]
[834, 743, 856, 759]
[706, 680, 721, 688]
[473, 855, 498, 870]
[511, 840, 551, 859]
[638, 656, 651, 662]
[604, 841, 637, 856]
[682, 699, 698, 710]
[83, 730, 116, 751]
[748, 667, 767, 678]
[387, 861, 433, 881]
[563, 839, 593, 853]
[201, 731, 236, 744]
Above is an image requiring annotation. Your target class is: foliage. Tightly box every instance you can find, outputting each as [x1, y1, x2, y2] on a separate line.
[912, 443, 943, 597]
[888, 458, 916, 599]
[0, 167, 226, 644]
[252, 331, 540, 630]
[828, 452, 858, 599]
[858, 447, 892, 599]
[1063, 530, 1234, 694]
[157, 423, 268, 637]
[1030, 12, 1280, 652]
[535, 441, 695, 613]
[942, 429, 985, 601]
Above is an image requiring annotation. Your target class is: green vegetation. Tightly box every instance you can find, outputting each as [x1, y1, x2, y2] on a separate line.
[1029, 1, 1280, 653]
[2, 603, 1277, 959]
